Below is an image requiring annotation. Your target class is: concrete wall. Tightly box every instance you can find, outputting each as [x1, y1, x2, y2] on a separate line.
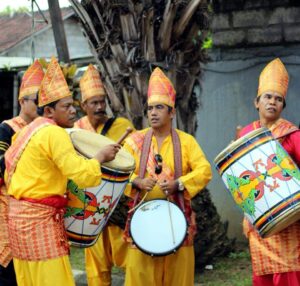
[196, 48, 300, 240]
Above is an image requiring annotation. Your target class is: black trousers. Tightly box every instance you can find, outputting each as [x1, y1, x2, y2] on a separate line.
[0, 261, 17, 286]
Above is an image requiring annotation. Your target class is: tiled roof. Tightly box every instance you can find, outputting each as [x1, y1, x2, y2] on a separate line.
[0, 7, 74, 53]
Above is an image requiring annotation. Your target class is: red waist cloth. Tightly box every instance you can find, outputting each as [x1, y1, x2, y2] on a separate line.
[21, 195, 68, 209]
[8, 196, 69, 261]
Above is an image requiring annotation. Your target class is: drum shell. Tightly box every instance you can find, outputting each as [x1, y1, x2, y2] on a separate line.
[64, 165, 131, 247]
[214, 128, 300, 237]
[64, 128, 135, 247]
[129, 199, 188, 256]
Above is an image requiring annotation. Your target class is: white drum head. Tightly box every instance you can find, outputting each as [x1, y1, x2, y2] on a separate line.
[66, 128, 135, 172]
[130, 199, 187, 256]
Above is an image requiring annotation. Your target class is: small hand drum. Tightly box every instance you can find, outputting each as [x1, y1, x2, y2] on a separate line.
[130, 199, 187, 256]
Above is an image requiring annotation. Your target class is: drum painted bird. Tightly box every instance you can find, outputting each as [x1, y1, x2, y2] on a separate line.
[226, 144, 300, 217]
[65, 180, 108, 220]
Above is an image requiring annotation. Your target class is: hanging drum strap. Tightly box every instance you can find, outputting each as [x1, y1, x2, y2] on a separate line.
[130, 129, 154, 207]
[100, 117, 116, 136]
[131, 128, 186, 214]
[171, 129, 186, 215]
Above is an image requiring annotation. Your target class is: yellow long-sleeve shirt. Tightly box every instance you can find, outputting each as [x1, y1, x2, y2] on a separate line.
[75, 116, 134, 142]
[124, 128, 212, 200]
[7, 125, 101, 200]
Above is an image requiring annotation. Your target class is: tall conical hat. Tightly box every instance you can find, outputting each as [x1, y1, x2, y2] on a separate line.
[38, 57, 71, 107]
[80, 64, 106, 102]
[257, 58, 289, 98]
[147, 67, 176, 108]
[19, 60, 44, 99]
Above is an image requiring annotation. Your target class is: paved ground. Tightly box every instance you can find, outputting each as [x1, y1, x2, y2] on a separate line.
[73, 270, 124, 286]
[73, 269, 203, 286]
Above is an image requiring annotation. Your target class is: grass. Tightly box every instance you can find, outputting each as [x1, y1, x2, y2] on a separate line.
[70, 246, 252, 286]
[195, 249, 252, 286]
[70, 246, 85, 271]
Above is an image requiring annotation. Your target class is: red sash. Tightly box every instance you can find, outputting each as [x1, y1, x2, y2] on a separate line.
[240, 118, 298, 142]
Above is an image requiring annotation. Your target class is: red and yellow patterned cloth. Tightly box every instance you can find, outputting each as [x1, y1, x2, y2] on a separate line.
[38, 57, 71, 107]
[2, 116, 27, 135]
[80, 64, 106, 102]
[257, 58, 289, 98]
[147, 67, 176, 108]
[239, 118, 298, 141]
[8, 197, 69, 261]
[244, 219, 300, 276]
[240, 119, 300, 276]
[0, 116, 27, 267]
[19, 60, 44, 99]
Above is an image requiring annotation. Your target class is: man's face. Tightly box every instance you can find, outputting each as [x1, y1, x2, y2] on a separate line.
[20, 93, 38, 121]
[147, 104, 174, 128]
[254, 91, 284, 122]
[82, 95, 106, 122]
[50, 96, 76, 128]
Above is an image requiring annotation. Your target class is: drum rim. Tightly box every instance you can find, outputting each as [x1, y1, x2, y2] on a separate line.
[67, 128, 135, 172]
[214, 127, 271, 164]
[129, 199, 188, 256]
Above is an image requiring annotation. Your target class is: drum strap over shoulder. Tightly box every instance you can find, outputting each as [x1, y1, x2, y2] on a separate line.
[138, 128, 182, 178]
[137, 128, 186, 213]
[138, 129, 153, 179]
[101, 117, 116, 136]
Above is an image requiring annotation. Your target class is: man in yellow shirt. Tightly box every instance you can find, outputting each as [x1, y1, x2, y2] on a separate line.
[75, 64, 134, 286]
[123, 67, 212, 286]
[0, 60, 44, 286]
[4, 57, 121, 286]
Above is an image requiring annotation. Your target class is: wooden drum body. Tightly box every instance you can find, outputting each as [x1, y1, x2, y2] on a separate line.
[64, 129, 135, 247]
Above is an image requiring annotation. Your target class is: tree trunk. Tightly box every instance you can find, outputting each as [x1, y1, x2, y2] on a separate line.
[192, 189, 234, 271]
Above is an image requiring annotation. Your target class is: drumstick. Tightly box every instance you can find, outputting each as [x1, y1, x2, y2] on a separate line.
[116, 127, 133, 145]
[163, 180, 176, 245]
[167, 196, 176, 245]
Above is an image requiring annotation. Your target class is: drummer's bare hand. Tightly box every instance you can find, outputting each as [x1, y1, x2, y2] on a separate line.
[94, 144, 121, 163]
[159, 180, 178, 197]
[133, 177, 157, 192]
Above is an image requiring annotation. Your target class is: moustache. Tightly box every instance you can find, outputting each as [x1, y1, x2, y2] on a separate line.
[94, 111, 106, 115]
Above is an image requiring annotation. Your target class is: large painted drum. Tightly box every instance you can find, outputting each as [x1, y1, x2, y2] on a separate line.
[130, 199, 187, 256]
[214, 127, 300, 237]
[65, 129, 135, 247]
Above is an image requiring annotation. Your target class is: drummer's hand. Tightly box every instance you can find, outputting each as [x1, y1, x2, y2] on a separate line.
[94, 144, 121, 163]
[132, 177, 157, 192]
[159, 180, 178, 197]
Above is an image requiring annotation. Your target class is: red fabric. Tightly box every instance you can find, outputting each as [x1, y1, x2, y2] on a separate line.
[282, 131, 300, 166]
[22, 195, 68, 209]
[253, 271, 300, 286]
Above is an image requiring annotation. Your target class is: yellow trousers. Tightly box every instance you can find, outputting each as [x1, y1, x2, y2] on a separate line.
[85, 224, 128, 286]
[13, 255, 75, 286]
[125, 245, 195, 286]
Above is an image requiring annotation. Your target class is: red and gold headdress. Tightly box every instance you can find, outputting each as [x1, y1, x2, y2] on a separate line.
[38, 57, 71, 107]
[257, 58, 289, 98]
[147, 67, 176, 108]
[80, 64, 106, 102]
[19, 60, 44, 99]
